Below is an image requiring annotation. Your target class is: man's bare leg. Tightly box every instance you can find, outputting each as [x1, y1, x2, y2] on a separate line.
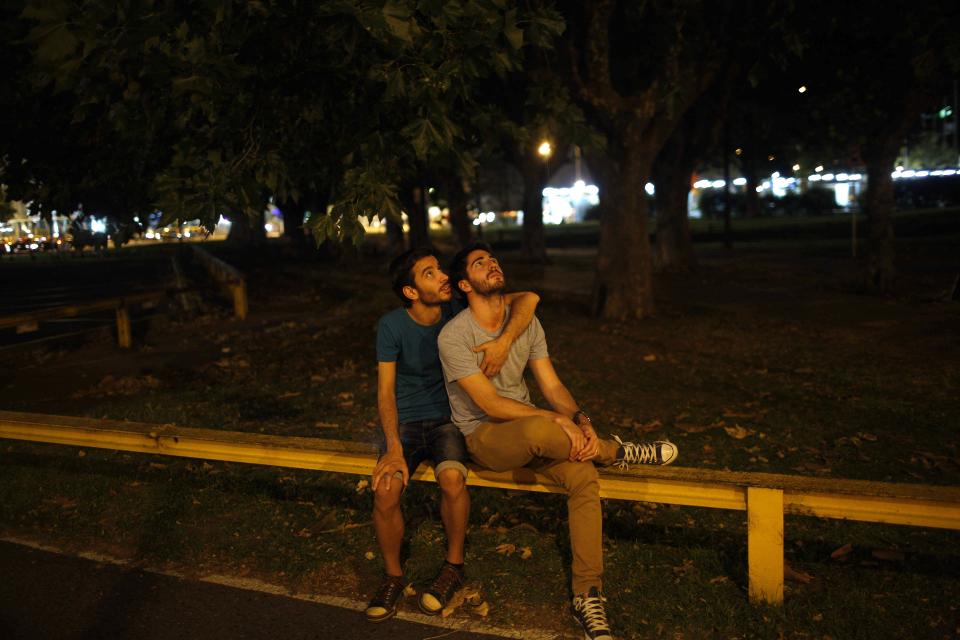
[373, 479, 405, 577]
[437, 468, 469, 564]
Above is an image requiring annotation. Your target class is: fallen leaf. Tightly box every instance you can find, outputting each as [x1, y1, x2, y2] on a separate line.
[709, 575, 729, 585]
[785, 563, 813, 583]
[355, 479, 369, 493]
[830, 543, 853, 559]
[294, 528, 312, 538]
[277, 391, 302, 400]
[403, 584, 417, 596]
[364, 551, 375, 560]
[635, 419, 663, 433]
[857, 432, 878, 442]
[520, 547, 532, 560]
[811, 612, 823, 622]
[723, 425, 752, 440]
[496, 543, 517, 556]
[643, 354, 657, 362]
[314, 421, 339, 429]
[676, 422, 711, 433]
[339, 400, 355, 409]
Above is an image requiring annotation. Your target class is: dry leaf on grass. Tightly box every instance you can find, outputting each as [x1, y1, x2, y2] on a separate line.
[496, 543, 516, 556]
[520, 547, 533, 560]
[785, 563, 813, 583]
[364, 551, 375, 560]
[355, 479, 369, 493]
[643, 354, 657, 362]
[314, 421, 339, 429]
[830, 543, 853, 559]
[441, 586, 485, 618]
[277, 391, 302, 400]
[723, 425, 753, 440]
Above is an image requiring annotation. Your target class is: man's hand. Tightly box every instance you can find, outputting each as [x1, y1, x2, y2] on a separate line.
[473, 336, 511, 377]
[554, 415, 588, 461]
[372, 449, 408, 492]
[575, 422, 600, 461]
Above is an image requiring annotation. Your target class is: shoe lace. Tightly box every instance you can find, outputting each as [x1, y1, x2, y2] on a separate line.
[429, 565, 463, 598]
[612, 435, 658, 468]
[373, 577, 404, 605]
[575, 593, 610, 631]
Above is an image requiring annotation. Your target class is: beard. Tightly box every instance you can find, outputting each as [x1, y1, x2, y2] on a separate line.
[468, 272, 505, 296]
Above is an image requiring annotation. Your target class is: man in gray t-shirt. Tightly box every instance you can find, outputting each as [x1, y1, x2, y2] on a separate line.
[437, 243, 678, 640]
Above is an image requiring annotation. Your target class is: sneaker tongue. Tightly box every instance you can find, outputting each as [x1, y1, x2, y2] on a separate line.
[587, 586, 602, 598]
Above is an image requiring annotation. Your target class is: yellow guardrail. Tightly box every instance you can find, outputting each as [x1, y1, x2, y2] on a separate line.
[190, 245, 247, 320]
[0, 292, 167, 348]
[1, 410, 958, 605]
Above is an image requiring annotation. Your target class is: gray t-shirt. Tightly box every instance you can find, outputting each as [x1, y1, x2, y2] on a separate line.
[437, 304, 549, 435]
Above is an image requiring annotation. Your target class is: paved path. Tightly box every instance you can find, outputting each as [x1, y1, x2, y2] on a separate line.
[0, 541, 515, 640]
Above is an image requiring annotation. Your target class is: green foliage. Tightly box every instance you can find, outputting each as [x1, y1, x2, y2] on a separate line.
[10, 0, 565, 241]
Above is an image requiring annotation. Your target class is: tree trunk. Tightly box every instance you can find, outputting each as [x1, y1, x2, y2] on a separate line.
[862, 149, 898, 292]
[405, 185, 431, 249]
[592, 151, 655, 320]
[226, 210, 266, 247]
[443, 173, 473, 250]
[280, 200, 310, 254]
[519, 157, 548, 263]
[653, 127, 697, 272]
[654, 170, 696, 271]
[385, 218, 405, 256]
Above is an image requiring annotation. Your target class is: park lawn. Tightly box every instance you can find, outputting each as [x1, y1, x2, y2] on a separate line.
[1, 230, 958, 638]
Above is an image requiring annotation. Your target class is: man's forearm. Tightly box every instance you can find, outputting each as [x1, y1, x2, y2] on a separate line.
[501, 292, 539, 342]
[481, 393, 558, 423]
[541, 382, 579, 422]
[378, 393, 402, 452]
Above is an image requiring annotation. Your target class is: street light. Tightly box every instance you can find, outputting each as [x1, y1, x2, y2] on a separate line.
[537, 141, 553, 158]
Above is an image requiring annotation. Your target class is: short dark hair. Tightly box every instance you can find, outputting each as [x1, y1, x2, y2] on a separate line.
[447, 241, 493, 299]
[389, 247, 439, 307]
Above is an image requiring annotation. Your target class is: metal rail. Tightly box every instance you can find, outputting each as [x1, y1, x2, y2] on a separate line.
[1, 410, 958, 605]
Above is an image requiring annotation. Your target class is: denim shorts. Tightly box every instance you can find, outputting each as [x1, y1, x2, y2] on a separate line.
[377, 418, 469, 479]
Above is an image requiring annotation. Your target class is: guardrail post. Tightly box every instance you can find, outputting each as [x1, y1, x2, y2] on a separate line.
[115, 305, 132, 349]
[230, 280, 248, 320]
[747, 486, 784, 604]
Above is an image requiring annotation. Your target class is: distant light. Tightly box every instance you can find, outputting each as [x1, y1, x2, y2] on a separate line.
[711, 180, 726, 189]
[755, 186, 763, 193]
[694, 179, 712, 189]
[264, 223, 273, 232]
[644, 183, 655, 196]
[767, 155, 775, 161]
[821, 173, 834, 181]
[815, 165, 824, 173]
[735, 148, 743, 156]
[896, 166, 905, 171]
[771, 172, 780, 179]
[915, 170, 930, 177]
[809, 175, 822, 182]
[836, 173, 849, 181]
[428, 187, 435, 194]
[733, 177, 747, 186]
[944, 169, 957, 176]
[901, 170, 916, 178]
[798, 86, 807, 94]
[849, 173, 862, 180]
[792, 164, 800, 171]
[537, 141, 553, 158]
[761, 181, 771, 190]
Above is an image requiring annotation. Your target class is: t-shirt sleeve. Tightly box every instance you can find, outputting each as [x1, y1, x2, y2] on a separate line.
[438, 322, 480, 383]
[527, 316, 549, 361]
[376, 316, 400, 363]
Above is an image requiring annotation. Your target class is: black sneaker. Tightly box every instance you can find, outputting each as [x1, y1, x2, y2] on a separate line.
[418, 562, 465, 615]
[571, 587, 613, 640]
[365, 575, 406, 622]
[612, 435, 678, 469]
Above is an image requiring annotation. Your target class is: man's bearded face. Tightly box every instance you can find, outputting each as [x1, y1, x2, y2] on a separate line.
[464, 249, 505, 296]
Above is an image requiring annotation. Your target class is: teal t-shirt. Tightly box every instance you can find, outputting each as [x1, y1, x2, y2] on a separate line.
[376, 299, 464, 423]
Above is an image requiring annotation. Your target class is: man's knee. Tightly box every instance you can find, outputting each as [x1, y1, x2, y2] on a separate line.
[373, 481, 403, 511]
[437, 468, 467, 498]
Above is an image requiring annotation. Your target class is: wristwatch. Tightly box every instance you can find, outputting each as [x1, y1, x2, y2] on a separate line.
[572, 410, 590, 425]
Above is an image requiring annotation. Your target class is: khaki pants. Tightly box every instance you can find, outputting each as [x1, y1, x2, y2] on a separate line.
[465, 415, 619, 595]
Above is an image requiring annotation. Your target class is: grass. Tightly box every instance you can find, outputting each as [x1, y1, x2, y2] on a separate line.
[2, 229, 959, 638]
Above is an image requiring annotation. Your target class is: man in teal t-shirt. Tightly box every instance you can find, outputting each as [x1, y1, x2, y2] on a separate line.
[365, 246, 539, 622]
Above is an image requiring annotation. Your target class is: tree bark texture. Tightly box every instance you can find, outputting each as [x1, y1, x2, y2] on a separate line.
[653, 128, 697, 272]
[404, 185, 431, 250]
[862, 149, 898, 292]
[518, 155, 548, 263]
[591, 151, 655, 319]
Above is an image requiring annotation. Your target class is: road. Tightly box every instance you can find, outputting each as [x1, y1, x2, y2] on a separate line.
[0, 541, 515, 640]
